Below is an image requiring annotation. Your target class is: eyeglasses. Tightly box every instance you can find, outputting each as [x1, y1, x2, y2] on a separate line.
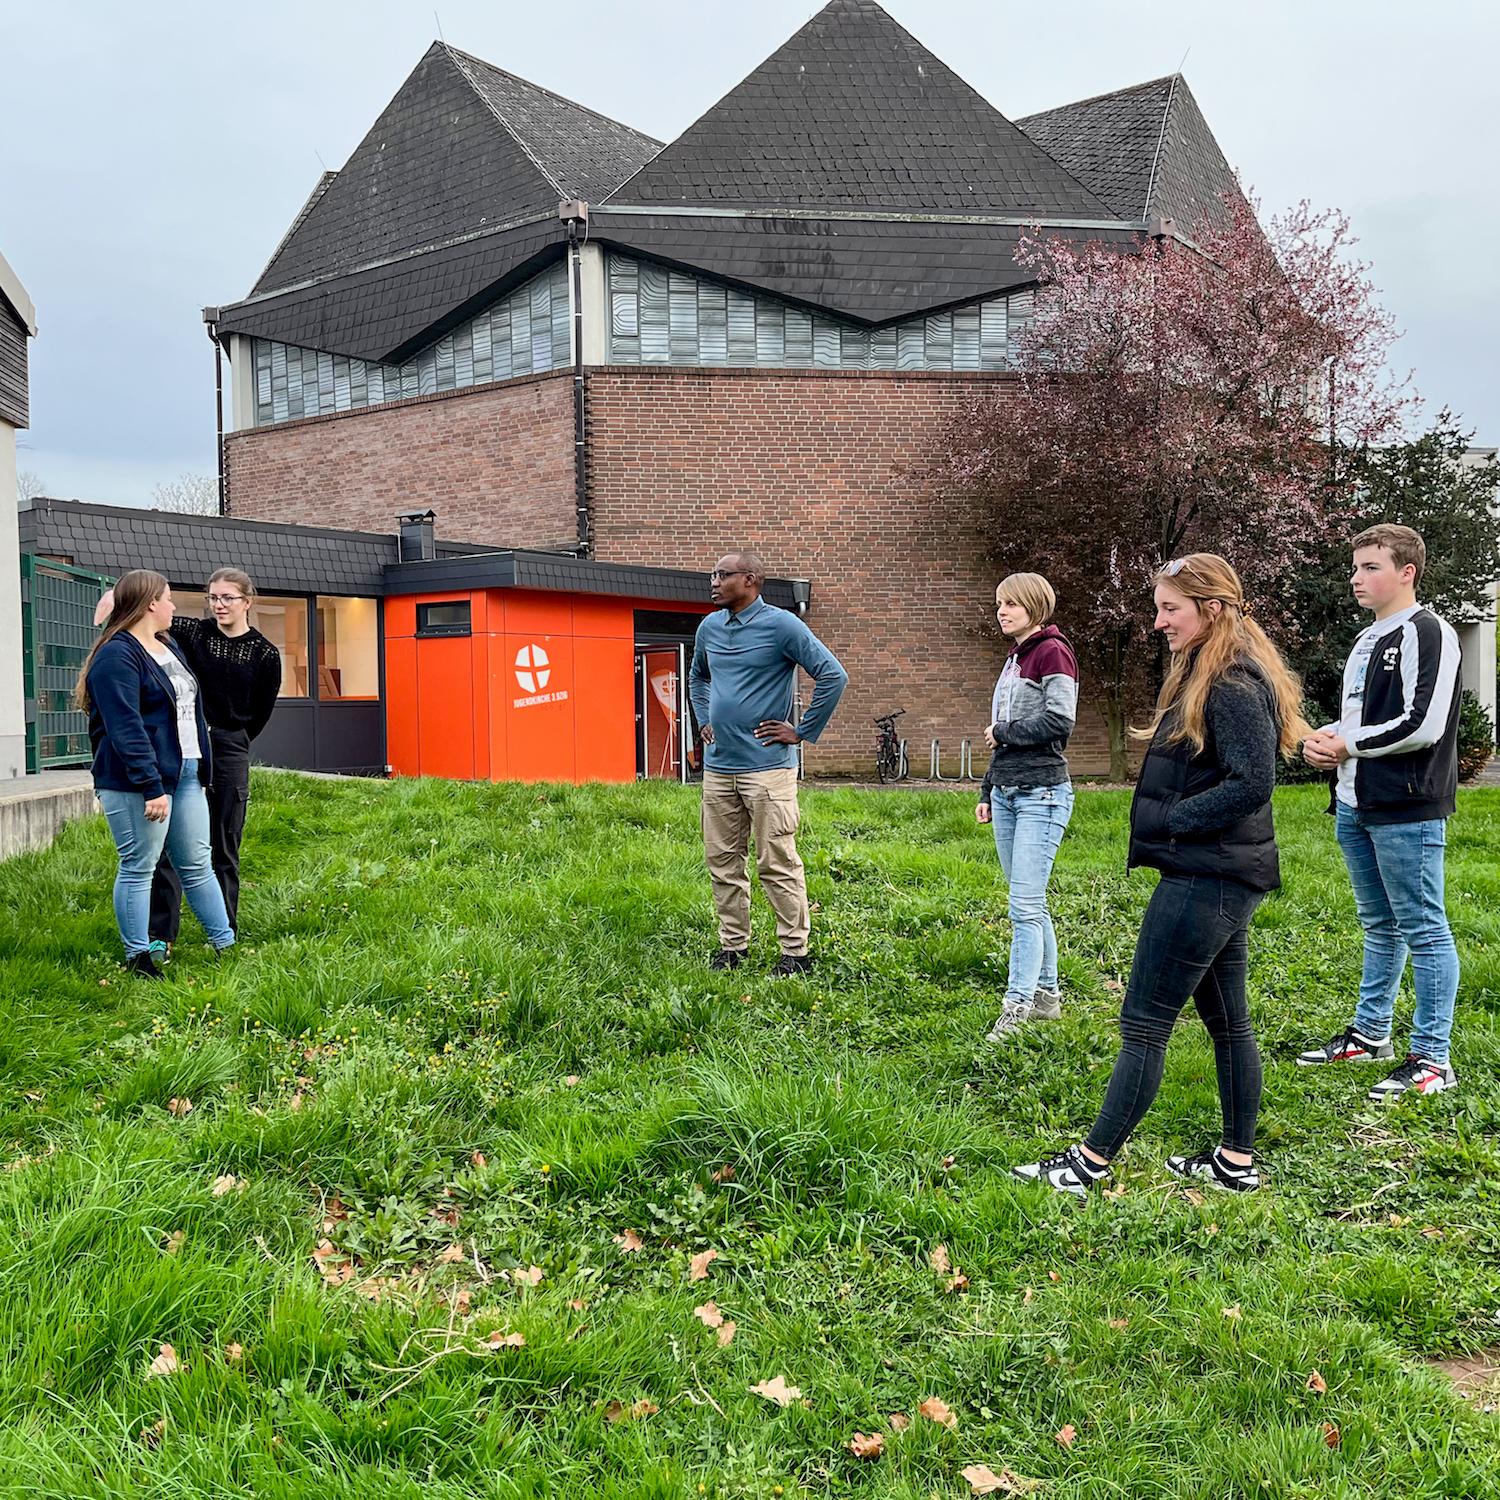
[1161, 558, 1188, 576]
[709, 569, 748, 582]
[207, 593, 247, 605]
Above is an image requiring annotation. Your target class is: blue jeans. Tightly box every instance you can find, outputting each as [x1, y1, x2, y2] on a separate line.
[1335, 804, 1459, 1064]
[99, 760, 236, 957]
[990, 784, 1074, 1002]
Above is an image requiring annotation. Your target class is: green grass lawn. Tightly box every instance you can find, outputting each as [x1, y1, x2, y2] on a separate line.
[1, 775, 1497, 1499]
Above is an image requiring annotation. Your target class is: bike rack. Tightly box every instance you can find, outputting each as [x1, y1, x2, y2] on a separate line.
[958, 739, 983, 780]
[930, 739, 961, 781]
[897, 739, 909, 779]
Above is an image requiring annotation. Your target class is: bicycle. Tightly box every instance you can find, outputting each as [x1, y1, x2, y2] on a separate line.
[873, 709, 908, 783]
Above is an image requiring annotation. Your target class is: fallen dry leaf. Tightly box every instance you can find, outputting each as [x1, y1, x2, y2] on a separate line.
[449, 1288, 473, 1314]
[224, 1342, 243, 1364]
[288, 1092, 305, 1112]
[1323, 1422, 1341, 1448]
[569, 1297, 588, 1311]
[918, 1395, 957, 1429]
[631, 1399, 658, 1418]
[1108, 1318, 1130, 1330]
[688, 1248, 718, 1281]
[146, 1344, 182, 1378]
[1047, 1270, 1062, 1283]
[946, 1273, 970, 1294]
[436, 1243, 466, 1265]
[430, 1202, 461, 1228]
[614, 1229, 644, 1254]
[470, 1151, 487, 1169]
[694, 1299, 725, 1328]
[563, 1075, 580, 1087]
[887, 1412, 911, 1432]
[1055, 1423, 1077, 1448]
[1183, 1188, 1206, 1207]
[1022, 1286, 1034, 1305]
[928, 1243, 951, 1275]
[511, 1264, 545, 1288]
[1421, 1226, 1444, 1240]
[1222, 1304, 1243, 1322]
[311, 1239, 355, 1287]
[963, 1464, 1042, 1496]
[163, 1229, 186, 1256]
[211, 1174, 244, 1197]
[711, 1163, 736, 1183]
[138, 1418, 166, 1448]
[1307, 1370, 1328, 1395]
[603, 1400, 626, 1422]
[484, 1329, 526, 1348]
[717, 1320, 737, 1347]
[167, 1097, 193, 1117]
[751, 1375, 802, 1407]
[941, 1154, 957, 1171]
[848, 1431, 884, 1459]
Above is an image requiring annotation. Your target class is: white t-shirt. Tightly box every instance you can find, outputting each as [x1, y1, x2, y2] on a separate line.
[148, 645, 203, 763]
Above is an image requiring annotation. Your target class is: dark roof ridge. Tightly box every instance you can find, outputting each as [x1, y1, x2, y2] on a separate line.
[254, 170, 340, 295]
[1017, 73, 1178, 123]
[441, 42, 663, 156]
[1140, 74, 1181, 219]
[441, 43, 566, 200]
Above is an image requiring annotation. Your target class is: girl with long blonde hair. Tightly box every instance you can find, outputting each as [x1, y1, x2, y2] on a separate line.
[1014, 554, 1309, 1197]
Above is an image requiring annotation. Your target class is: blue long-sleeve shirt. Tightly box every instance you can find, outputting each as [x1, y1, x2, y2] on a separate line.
[689, 598, 848, 772]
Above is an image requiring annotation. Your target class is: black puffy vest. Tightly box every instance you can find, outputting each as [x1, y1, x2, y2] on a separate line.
[1127, 672, 1281, 893]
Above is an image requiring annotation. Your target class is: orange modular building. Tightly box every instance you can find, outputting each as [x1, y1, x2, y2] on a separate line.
[381, 539, 810, 784]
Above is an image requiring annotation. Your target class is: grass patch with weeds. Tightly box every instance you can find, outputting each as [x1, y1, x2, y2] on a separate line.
[0, 770, 1497, 1497]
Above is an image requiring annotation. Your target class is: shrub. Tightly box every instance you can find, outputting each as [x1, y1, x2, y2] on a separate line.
[1458, 687, 1495, 781]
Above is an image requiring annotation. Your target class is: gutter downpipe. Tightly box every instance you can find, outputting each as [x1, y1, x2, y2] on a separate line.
[562, 202, 590, 556]
[202, 306, 226, 516]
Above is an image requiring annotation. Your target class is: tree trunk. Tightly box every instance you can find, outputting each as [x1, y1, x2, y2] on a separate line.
[1103, 688, 1130, 783]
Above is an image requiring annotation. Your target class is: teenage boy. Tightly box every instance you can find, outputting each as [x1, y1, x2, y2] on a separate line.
[1300, 524, 1463, 1102]
[689, 550, 847, 975]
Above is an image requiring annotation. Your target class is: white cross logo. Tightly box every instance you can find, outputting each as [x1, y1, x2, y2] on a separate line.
[515, 643, 551, 693]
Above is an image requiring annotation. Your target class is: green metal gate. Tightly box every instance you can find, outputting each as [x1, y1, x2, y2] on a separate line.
[21, 554, 114, 772]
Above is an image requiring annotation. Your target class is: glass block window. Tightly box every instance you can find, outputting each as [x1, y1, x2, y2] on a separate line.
[607, 253, 1031, 372]
[251, 261, 571, 427]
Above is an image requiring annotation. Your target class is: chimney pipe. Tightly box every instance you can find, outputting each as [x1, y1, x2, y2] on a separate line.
[398, 509, 437, 562]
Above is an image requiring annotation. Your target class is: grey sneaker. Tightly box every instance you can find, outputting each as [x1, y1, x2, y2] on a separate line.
[1031, 987, 1063, 1021]
[985, 1001, 1033, 1042]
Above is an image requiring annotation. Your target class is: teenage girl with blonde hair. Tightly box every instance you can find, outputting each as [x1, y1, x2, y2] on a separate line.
[1015, 553, 1311, 1196]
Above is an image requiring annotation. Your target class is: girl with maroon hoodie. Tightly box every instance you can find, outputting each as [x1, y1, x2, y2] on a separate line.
[975, 573, 1080, 1040]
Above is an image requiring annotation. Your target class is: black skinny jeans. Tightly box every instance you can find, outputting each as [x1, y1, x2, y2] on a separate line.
[1085, 873, 1264, 1160]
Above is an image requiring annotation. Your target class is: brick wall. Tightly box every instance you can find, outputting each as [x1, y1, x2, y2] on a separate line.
[225, 371, 576, 549]
[586, 365, 1114, 777]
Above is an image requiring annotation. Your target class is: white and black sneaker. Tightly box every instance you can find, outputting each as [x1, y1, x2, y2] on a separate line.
[1296, 1027, 1395, 1067]
[1166, 1145, 1260, 1193]
[1368, 1055, 1457, 1104]
[1011, 1144, 1110, 1198]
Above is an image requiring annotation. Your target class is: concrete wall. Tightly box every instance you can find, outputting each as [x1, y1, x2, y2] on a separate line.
[0, 776, 97, 862]
[0, 422, 25, 778]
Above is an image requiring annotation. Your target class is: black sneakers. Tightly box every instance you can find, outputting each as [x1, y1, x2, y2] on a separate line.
[771, 953, 814, 977]
[1011, 1144, 1110, 1198]
[709, 949, 748, 971]
[1166, 1145, 1260, 1193]
[1296, 1027, 1395, 1067]
[1368, 1055, 1457, 1104]
[126, 951, 164, 980]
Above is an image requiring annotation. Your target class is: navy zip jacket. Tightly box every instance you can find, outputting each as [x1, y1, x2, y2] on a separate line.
[86, 633, 214, 799]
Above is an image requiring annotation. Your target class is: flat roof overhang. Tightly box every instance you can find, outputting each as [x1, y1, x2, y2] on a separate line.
[383, 549, 808, 613]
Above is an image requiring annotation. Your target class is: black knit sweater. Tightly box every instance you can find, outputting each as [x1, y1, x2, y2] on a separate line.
[168, 618, 282, 739]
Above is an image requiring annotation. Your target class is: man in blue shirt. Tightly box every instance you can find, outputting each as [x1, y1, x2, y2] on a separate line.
[689, 550, 848, 975]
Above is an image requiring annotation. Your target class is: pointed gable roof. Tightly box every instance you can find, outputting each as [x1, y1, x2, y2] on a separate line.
[607, 0, 1114, 219]
[1018, 74, 1240, 229]
[252, 43, 660, 297]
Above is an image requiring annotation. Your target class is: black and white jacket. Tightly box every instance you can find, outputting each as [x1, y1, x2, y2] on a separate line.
[1327, 604, 1462, 824]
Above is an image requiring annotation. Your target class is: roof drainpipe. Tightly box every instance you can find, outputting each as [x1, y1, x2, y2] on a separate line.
[202, 306, 226, 516]
[560, 200, 591, 557]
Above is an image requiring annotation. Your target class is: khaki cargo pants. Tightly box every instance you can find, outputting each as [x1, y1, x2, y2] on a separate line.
[701, 767, 810, 956]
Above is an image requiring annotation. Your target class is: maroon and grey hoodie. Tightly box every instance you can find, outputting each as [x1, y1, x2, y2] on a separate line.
[980, 624, 1079, 795]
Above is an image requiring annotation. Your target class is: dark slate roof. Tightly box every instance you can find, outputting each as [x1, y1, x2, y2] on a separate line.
[1018, 74, 1240, 229]
[593, 211, 1144, 325]
[606, 0, 1114, 219]
[18, 498, 491, 597]
[252, 43, 659, 297]
[218, 218, 567, 364]
[385, 550, 806, 610]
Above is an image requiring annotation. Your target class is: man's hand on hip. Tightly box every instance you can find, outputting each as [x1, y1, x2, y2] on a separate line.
[754, 720, 801, 746]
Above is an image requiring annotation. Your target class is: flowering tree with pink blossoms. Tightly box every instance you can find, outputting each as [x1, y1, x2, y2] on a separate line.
[929, 194, 1415, 779]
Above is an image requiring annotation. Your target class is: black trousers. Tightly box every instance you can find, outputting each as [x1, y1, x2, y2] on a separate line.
[1084, 873, 1265, 1159]
[149, 728, 251, 943]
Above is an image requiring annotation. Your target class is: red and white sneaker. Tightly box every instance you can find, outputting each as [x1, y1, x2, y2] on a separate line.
[1368, 1055, 1457, 1104]
[1297, 1027, 1395, 1066]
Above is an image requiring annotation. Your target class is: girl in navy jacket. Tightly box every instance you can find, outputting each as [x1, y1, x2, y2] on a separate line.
[75, 570, 235, 976]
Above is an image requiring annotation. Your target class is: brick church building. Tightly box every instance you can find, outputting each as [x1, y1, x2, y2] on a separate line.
[211, 0, 1241, 775]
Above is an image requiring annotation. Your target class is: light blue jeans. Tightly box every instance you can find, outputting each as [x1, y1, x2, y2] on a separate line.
[1336, 803, 1459, 1064]
[990, 783, 1075, 1003]
[99, 760, 235, 957]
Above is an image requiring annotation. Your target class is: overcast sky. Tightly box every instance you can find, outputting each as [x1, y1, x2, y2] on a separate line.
[5, 0, 1497, 504]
